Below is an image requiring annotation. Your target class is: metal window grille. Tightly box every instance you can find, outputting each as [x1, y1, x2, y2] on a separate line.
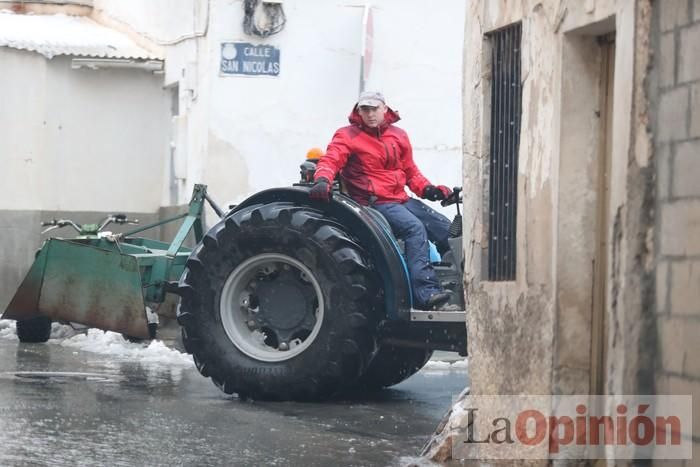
[487, 23, 522, 281]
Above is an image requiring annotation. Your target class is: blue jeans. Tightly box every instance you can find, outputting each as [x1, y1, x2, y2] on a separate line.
[374, 198, 451, 306]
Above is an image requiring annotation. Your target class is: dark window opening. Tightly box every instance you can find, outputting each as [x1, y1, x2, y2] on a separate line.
[487, 23, 522, 281]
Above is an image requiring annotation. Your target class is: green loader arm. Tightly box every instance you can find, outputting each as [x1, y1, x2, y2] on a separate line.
[2, 185, 212, 339]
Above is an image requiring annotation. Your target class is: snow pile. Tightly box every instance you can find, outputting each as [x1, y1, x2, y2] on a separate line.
[0, 320, 80, 341]
[50, 322, 83, 340]
[1, 319, 193, 368]
[423, 358, 468, 371]
[3, 318, 465, 374]
[0, 319, 16, 339]
[59, 329, 194, 367]
[394, 456, 441, 467]
[420, 385, 472, 462]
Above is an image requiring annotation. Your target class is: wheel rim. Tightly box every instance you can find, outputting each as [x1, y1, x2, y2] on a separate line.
[219, 253, 325, 362]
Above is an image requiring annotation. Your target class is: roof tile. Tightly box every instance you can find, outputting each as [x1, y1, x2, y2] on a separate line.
[0, 11, 162, 60]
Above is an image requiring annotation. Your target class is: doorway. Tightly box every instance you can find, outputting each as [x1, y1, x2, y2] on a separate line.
[555, 21, 616, 398]
[590, 34, 615, 396]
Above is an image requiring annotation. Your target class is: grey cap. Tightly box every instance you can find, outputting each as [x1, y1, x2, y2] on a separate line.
[357, 91, 385, 107]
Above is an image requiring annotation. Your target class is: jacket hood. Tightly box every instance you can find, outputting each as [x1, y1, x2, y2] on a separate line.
[348, 105, 401, 133]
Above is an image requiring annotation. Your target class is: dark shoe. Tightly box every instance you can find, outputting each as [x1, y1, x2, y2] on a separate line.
[420, 291, 452, 310]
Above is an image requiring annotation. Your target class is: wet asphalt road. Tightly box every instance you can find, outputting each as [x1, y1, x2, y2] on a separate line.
[0, 337, 468, 467]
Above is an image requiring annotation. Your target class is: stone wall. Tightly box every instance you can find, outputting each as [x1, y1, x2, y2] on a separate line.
[461, 0, 622, 399]
[426, 0, 699, 463]
[651, 0, 700, 464]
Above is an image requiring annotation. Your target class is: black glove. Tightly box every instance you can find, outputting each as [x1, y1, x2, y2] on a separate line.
[422, 185, 452, 201]
[309, 177, 331, 202]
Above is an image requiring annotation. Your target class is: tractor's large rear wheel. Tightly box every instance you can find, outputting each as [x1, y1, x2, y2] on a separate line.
[177, 203, 380, 401]
[356, 345, 433, 390]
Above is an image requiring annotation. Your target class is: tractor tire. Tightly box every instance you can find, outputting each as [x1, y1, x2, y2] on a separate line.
[177, 202, 380, 401]
[356, 346, 433, 390]
[16, 316, 52, 343]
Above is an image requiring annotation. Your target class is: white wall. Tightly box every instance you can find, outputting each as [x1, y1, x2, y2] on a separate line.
[0, 49, 170, 212]
[0, 49, 46, 210]
[93, 0, 465, 214]
[93, 0, 205, 44]
[368, 1, 465, 194]
[205, 0, 465, 209]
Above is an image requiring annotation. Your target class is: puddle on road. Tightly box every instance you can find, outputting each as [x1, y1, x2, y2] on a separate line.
[0, 371, 123, 384]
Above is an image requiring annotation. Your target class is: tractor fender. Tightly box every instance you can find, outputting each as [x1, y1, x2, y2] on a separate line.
[227, 187, 412, 320]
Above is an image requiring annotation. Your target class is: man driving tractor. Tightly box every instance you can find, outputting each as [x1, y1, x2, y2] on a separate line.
[309, 91, 454, 311]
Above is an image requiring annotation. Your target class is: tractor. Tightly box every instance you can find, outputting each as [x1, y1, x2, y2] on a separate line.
[3, 156, 467, 401]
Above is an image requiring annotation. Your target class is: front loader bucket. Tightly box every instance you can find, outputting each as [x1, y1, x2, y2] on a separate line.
[2, 239, 150, 339]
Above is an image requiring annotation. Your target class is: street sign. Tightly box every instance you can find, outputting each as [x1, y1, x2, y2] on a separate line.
[220, 42, 280, 77]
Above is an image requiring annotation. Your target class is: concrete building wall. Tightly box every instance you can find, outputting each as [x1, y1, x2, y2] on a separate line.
[0, 49, 170, 212]
[430, 0, 700, 463]
[461, 0, 629, 401]
[0, 48, 171, 312]
[432, 0, 696, 463]
[650, 0, 700, 463]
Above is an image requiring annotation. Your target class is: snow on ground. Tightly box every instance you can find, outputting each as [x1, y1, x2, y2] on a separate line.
[393, 456, 442, 467]
[1, 319, 466, 372]
[0, 319, 16, 339]
[423, 358, 468, 371]
[58, 327, 194, 367]
[0, 319, 193, 368]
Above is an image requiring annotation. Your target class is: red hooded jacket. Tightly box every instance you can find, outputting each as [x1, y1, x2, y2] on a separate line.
[313, 106, 432, 205]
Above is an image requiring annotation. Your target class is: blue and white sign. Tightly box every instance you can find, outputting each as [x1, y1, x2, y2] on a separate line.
[220, 42, 280, 77]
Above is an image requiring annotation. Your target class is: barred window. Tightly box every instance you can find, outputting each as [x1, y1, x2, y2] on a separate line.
[486, 23, 522, 281]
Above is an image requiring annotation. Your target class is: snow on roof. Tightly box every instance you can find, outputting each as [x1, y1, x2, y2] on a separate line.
[0, 10, 162, 60]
